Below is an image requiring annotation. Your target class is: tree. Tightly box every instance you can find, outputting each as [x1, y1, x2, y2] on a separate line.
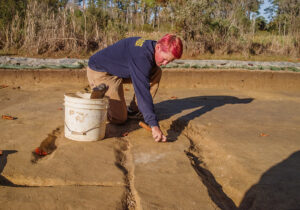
[255, 16, 267, 31]
[266, 0, 300, 35]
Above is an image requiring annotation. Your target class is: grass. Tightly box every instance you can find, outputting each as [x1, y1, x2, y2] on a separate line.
[2, 50, 297, 62]
[1, 31, 299, 63]
[182, 33, 300, 63]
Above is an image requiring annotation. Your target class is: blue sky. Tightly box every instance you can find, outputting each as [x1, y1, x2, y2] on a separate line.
[259, 0, 274, 21]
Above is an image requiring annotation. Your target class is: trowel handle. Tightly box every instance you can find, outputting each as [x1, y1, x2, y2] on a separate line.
[139, 121, 152, 132]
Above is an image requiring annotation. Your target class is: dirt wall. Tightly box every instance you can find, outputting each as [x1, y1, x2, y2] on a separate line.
[0, 68, 300, 92]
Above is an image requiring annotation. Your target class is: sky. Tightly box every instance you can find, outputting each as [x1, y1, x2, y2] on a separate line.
[258, 0, 274, 22]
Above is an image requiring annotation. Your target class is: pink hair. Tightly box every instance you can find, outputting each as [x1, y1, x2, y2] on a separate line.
[157, 34, 183, 59]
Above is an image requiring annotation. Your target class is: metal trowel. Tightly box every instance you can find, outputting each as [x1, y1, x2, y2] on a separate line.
[90, 83, 108, 99]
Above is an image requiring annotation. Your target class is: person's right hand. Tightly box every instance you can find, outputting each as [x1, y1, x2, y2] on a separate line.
[151, 126, 167, 142]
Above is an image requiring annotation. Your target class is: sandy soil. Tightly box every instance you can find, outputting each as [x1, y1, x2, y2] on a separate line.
[0, 68, 300, 210]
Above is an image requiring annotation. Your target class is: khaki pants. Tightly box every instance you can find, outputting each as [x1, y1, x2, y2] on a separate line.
[86, 66, 162, 124]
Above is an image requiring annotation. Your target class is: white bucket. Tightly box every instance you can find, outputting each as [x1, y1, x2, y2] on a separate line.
[64, 92, 109, 141]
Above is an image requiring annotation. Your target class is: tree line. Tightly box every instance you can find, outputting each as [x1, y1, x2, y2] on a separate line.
[0, 0, 299, 59]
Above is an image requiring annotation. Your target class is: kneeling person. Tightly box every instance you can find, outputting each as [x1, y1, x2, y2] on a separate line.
[87, 34, 183, 142]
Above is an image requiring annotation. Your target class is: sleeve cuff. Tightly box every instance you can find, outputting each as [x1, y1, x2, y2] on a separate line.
[147, 120, 158, 127]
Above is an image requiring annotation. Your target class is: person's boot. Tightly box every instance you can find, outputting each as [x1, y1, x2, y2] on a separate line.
[127, 107, 143, 120]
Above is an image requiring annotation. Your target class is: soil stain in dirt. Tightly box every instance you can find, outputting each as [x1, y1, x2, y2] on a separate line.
[31, 128, 61, 164]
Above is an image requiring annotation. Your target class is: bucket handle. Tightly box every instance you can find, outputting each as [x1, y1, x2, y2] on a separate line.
[64, 123, 101, 136]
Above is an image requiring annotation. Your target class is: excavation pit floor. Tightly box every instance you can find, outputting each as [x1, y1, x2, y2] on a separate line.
[0, 69, 300, 210]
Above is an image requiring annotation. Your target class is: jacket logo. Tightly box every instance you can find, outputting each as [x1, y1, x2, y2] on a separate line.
[135, 38, 146, 47]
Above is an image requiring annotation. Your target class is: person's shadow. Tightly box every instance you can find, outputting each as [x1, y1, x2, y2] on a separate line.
[238, 151, 300, 210]
[155, 96, 254, 141]
[0, 150, 18, 186]
[105, 96, 253, 140]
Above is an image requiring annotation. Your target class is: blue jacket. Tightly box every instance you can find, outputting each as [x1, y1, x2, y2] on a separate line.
[88, 37, 158, 127]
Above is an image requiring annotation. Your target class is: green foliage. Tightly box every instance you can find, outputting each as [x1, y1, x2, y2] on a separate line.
[0, 0, 299, 58]
[270, 66, 281, 71]
[255, 16, 267, 31]
[266, 0, 300, 35]
[287, 67, 299, 72]
[0, 0, 27, 27]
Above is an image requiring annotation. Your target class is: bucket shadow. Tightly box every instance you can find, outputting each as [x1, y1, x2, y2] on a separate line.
[238, 151, 300, 209]
[155, 96, 254, 142]
[0, 150, 18, 186]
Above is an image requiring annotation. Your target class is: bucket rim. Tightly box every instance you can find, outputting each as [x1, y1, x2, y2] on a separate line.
[64, 92, 109, 100]
[64, 93, 109, 105]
